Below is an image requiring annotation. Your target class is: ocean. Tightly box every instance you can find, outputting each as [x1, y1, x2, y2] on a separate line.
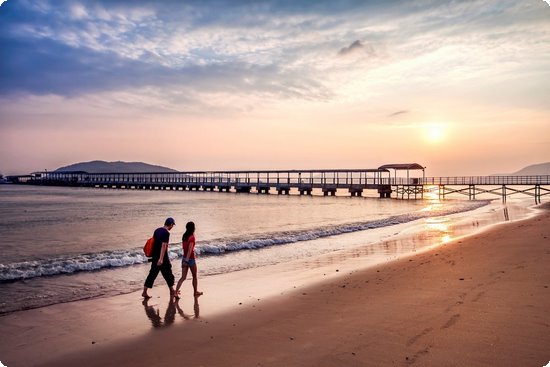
[0, 185, 534, 314]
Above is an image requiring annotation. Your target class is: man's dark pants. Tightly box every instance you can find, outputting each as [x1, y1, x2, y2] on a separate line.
[144, 260, 175, 288]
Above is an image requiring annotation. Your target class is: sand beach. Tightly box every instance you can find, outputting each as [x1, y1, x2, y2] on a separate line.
[0, 204, 549, 367]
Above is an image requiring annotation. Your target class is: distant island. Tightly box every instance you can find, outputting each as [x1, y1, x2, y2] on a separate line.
[54, 160, 179, 173]
[510, 162, 550, 176]
[493, 162, 550, 176]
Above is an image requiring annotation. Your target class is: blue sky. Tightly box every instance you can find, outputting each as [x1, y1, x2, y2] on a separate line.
[1, 0, 549, 175]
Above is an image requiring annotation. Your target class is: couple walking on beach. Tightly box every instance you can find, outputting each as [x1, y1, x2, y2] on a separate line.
[142, 217, 203, 299]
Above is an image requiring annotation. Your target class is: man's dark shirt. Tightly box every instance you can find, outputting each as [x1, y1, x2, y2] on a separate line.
[152, 227, 170, 262]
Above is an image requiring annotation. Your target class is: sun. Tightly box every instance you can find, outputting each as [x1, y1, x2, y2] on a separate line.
[425, 124, 446, 143]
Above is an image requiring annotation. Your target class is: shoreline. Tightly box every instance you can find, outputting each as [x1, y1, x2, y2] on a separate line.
[0, 202, 547, 366]
[0, 197, 496, 315]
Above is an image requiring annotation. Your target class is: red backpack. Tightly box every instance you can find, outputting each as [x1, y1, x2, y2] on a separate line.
[143, 236, 154, 257]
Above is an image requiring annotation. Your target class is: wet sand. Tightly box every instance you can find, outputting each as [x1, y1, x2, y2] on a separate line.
[1, 204, 549, 367]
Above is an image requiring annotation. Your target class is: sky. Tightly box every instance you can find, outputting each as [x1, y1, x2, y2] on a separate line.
[0, 0, 549, 176]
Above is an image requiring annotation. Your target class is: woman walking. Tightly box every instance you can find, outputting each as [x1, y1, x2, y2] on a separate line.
[175, 221, 203, 298]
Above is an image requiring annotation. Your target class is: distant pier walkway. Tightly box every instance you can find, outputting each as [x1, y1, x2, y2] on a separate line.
[25, 169, 394, 197]
[422, 176, 550, 204]
[10, 164, 550, 203]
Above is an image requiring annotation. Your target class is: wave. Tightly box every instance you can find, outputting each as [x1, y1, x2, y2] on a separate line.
[0, 200, 489, 282]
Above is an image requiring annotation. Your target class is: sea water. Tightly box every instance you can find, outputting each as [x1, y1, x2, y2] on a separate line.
[0, 185, 533, 314]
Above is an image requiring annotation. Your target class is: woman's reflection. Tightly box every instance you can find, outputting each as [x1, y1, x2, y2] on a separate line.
[175, 296, 200, 320]
[143, 296, 200, 328]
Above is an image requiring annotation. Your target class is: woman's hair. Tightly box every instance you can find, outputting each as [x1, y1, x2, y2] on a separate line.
[182, 221, 195, 241]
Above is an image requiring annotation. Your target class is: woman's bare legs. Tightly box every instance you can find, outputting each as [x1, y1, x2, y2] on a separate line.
[175, 265, 189, 298]
[189, 264, 202, 296]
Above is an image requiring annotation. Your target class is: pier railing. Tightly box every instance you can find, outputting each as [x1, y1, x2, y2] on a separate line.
[415, 175, 550, 204]
[29, 170, 393, 188]
[420, 176, 550, 186]
[14, 171, 550, 202]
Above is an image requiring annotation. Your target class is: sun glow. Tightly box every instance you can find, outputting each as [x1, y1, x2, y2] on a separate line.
[425, 124, 446, 143]
[425, 217, 453, 244]
[423, 185, 440, 201]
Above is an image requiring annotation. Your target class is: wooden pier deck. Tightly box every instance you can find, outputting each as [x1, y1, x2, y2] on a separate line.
[389, 175, 550, 203]
[24, 169, 393, 197]
[423, 175, 550, 204]
[11, 168, 550, 203]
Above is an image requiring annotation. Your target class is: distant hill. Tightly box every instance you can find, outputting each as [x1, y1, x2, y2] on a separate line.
[510, 162, 550, 176]
[493, 162, 550, 176]
[54, 160, 179, 173]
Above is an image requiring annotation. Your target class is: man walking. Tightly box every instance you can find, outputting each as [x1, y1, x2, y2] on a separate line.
[142, 217, 176, 299]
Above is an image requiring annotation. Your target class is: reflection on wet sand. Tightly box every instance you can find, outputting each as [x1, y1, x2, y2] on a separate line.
[298, 218, 455, 271]
[298, 202, 528, 273]
[143, 297, 200, 329]
[176, 297, 200, 320]
[424, 217, 451, 244]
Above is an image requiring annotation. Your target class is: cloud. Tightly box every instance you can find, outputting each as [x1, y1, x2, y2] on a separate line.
[388, 110, 409, 117]
[338, 40, 376, 57]
[0, 35, 331, 101]
[0, 0, 338, 101]
[1, 0, 549, 110]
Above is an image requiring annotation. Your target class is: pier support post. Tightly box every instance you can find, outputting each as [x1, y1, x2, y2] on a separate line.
[469, 185, 476, 200]
[349, 187, 363, 197]
[277, 187, 290, 195]
[322, 187, 337, 196]
[299, 188, 312, 195]
[378, 186, 392, 198]
[257, 187, 270, 194]
[235, 186, 252, 193]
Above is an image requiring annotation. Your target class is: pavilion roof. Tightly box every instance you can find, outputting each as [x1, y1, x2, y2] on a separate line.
[377, 163, 425, 171]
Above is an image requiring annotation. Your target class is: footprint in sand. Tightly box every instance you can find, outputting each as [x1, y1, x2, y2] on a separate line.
[471, 291, 485, 302]
[441, 314, 460, 329]
[406, 327, 433, 346]
[405, 345, 432, 364]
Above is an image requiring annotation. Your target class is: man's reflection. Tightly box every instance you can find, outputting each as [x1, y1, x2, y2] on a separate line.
[164, 299, 176, 326]
[142, 298, 177, 328]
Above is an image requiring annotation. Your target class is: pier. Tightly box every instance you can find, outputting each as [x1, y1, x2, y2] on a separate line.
[20, 169, 393, 197]
[8, 164, 550, 203]
[422, 176, 550, 204]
